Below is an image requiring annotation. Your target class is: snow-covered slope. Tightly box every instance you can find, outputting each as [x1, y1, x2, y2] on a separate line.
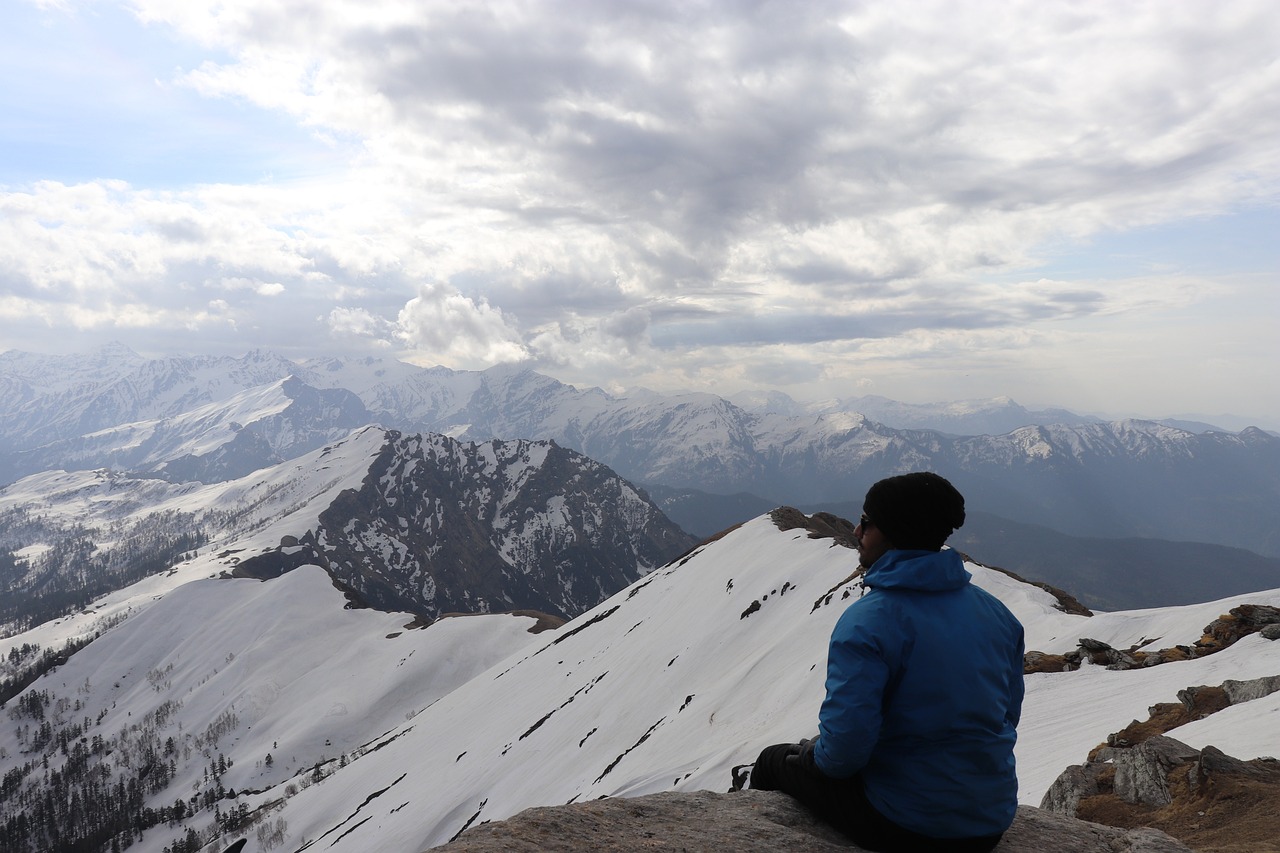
[7, 512, 1272, 853]
[1, 376, 372, 485]
[0, 562, 547, 852]
[267, 518, 1280, 852]
[0, 346, 301, 450]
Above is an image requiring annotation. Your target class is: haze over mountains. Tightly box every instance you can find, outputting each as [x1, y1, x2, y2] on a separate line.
[3, 344, 1278, 554]
[3, 343, 1279, 619]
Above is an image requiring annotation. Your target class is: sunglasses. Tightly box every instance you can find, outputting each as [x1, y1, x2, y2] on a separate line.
[859, 514, 875, 530]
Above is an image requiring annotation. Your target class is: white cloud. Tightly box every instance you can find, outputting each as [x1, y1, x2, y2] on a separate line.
[394, 281, 528, 367]
[326, 306, 388, 339]
[220, 277, 285, 296]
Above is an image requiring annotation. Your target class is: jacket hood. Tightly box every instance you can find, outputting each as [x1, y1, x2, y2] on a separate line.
[863, 547, 970, 593]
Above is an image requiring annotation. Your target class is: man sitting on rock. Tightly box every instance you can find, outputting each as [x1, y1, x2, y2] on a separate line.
[746, 472, 1025, 852]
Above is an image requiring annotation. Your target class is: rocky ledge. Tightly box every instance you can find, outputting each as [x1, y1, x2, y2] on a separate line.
[430, 790, 1192, 852]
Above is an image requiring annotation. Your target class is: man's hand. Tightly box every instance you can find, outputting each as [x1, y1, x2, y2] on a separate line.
[783, 737, 819, 774]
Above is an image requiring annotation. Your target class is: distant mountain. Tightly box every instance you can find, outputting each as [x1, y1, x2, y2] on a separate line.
[0, 425, 694, 631]
[909, 509, 1280, 612]
[642, 484, 778, 540]
[298, 355, 1280, 557]
[0, 376, 372, 484]
[3, 345, 1278, 560]
[321, 359, 1280, 561]
[0, 345, 300, 449]
[2, 510, 1277, 852]
[1156, 417, 1235, 434]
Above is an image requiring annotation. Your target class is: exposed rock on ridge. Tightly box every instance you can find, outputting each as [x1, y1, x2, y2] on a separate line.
[769, 506, 859, 548]
[1024, 604, 1280, 674]
[432, 790, 1193, 852]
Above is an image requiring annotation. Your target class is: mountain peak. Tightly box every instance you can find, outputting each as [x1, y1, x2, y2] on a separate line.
[93, 340, 143, 360]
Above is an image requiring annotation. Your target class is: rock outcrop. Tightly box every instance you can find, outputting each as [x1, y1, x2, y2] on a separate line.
[231, 430, 697, 622]
[770, 506, 860, 548]
[431, 790, 1193, 852]
[1042, 735, 1280, 853]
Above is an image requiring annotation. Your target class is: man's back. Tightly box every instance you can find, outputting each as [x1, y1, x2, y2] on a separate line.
[818, 548, 1025, 838]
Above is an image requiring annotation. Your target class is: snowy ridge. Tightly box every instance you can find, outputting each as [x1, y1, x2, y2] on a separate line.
[0, 564, 547, 849]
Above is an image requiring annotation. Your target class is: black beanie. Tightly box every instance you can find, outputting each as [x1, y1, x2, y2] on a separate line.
[862, 472, 965, 551]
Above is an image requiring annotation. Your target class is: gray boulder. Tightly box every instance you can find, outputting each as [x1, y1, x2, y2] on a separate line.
[1112, 736, 1201, 807]
[1221, 673, 1280, 703]
[431, 790, 1194, 852]
[1042, 735, 1201, 813]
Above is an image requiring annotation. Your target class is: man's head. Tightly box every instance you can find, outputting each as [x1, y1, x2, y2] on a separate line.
[858, 472, 965, 565]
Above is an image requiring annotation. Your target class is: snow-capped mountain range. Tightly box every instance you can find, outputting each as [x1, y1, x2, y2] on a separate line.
[8, 376, 370, 485]
[3, 510, 1278, 853]
[2, 345, 1278, 559]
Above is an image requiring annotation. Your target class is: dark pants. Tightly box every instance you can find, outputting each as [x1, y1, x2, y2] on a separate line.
[749, 743, 1003, 853]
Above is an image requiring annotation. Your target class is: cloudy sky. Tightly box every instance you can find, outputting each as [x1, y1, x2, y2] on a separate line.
[2, 0, 1278, 426]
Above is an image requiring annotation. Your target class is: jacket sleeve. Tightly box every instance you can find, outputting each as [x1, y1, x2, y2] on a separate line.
[1007, 623, 1026, 728]
[813, 599, 898, 778]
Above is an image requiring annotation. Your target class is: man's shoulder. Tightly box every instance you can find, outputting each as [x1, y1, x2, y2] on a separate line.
[832, 589, 898, 632]
[963, 582, 1025, 634]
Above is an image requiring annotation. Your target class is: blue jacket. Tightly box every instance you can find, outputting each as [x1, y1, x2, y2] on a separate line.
[814, 548, 1024, 839]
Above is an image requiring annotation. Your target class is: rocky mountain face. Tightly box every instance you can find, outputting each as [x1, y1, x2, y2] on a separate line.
[235, 430, 695, 621]
[4, 345, 1276, 558]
